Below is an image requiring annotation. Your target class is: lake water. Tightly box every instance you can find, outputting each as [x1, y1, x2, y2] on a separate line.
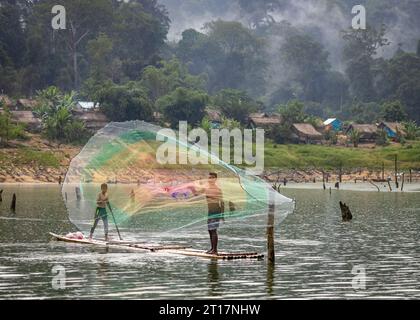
[0, 184, 419, 299]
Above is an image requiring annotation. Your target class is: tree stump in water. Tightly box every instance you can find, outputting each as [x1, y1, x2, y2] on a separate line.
[339, 201, 352, 222]
[75, 187, 81, 201]
[11, 193, 16, 212]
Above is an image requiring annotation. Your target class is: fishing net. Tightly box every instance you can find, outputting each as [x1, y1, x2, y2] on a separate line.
[62, 121, 293, 238]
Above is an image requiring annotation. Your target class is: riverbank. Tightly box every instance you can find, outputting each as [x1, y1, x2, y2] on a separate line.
[279, 181, 420, 192]
[0, 133, 81, 183]
[1, 134, 419, 185]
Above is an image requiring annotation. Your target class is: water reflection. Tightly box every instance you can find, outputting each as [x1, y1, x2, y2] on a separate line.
[207, 259, 220, 296]
[0, 185, 419, 299]
[266, 263, 275, 296]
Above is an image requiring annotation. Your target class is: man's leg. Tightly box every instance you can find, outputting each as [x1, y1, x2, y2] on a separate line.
[89, 212, 100, 239]
[102, 215, 109, 241]
[207, 230, 213, 253]
[212, 229, 218, 254]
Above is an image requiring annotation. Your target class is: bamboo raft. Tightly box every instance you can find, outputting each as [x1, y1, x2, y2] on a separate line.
[49, 233, 264, 260]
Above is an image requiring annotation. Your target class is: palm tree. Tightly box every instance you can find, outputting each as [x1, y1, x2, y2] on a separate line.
[404, 121, 419, 140]
[349, 129, 361, 147]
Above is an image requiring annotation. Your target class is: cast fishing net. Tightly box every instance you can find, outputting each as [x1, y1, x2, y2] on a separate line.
[62, 121, 293, 240]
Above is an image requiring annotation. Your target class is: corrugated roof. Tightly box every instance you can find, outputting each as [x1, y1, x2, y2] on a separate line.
[77, 101, 96, 109]
[324, 118, 337, 125]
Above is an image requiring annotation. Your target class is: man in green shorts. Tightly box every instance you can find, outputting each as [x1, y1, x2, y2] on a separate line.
[89, 183, 111, 241]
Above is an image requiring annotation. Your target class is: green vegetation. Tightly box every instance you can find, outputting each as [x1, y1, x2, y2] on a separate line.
[381, 101, 408, 122]
[158, 87, 208, 128]
[2, 0, 420, 124]
[264, 142, 420, 170]
[0, 105, 26, 146]
[349, 129, 361, 148]
[214, 89, 259, 124]
[0, 147, 61, 168]
[35, 87, 89, 144]
[98, 83, 154, 122]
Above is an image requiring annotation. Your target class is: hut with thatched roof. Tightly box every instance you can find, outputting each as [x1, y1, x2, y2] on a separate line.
[378, 122, 406, 139]
[291, 123, 323, 144]
[247, 113, 283, 130]
[345, 124, 378, 142]
[0, 110, 42, 132]
[0, 95, 13, 108]
[204, 107, 223, 128]
[16, 99, 37, 110]
[73, 110, 108, 132]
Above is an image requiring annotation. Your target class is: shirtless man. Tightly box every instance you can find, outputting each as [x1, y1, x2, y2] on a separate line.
[204, 172, 224, 254]
[89, 183, 111, 241]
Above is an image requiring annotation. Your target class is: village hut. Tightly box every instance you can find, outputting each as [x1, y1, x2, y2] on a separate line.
[291, 123, 323, 144]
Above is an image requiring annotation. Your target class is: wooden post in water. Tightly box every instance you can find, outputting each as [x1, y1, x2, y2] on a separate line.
[401, 173, 405, 192]
[382, 162, 385, 181]
[0, 189, 3, 202]
[267, 192, 275, 264]
[75, 187, 81, 201]
[394, 155, 399, 189]
[11, 193, 16, 212]
[338, 163, 343, 183]
[387, 180, 392, 192]
[409, 169, 412, 183]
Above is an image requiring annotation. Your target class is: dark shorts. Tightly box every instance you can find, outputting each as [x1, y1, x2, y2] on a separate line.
[96, 207, 107, 218]
[207, 218, 220, 231]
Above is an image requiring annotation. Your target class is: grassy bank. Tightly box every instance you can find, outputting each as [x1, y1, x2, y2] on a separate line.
[264, 141, 420, 170]
[0, 147, 61, 168]
[0, 139, 419, 183]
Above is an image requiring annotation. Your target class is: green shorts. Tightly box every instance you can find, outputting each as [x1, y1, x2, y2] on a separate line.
[96, 207, 107, 218]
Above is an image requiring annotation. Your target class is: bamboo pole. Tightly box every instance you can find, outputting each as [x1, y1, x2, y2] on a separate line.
[394, 155, 399, 189]
[267, 192, 275, 264]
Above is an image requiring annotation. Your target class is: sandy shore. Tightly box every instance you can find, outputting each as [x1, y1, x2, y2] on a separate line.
[278, 181, 420, 192]
[2, 181, 419, 193]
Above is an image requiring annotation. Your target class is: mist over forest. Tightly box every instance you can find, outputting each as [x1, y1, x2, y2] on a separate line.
[1, 0, 420, 124]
